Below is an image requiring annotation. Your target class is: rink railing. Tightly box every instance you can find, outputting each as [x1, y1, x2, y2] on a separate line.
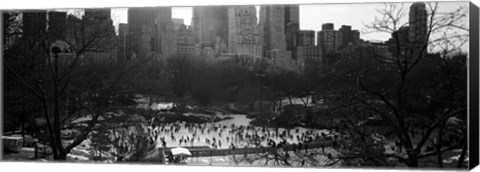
[185, 141, 334, 157]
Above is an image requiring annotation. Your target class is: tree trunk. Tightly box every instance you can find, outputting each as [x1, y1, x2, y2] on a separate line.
[435, 146, 443, 167]
[22, 94, 27, 146]
[54, 101, 66, 160]
[406, 156, 419, 167]
[278, 99, 282, 112]
[52, 53, 66, 161]
[436, 121, 446, 167]
[21, 121, 25, 146]
[34, 142, 38, 159]
[54, 152, 68, 160]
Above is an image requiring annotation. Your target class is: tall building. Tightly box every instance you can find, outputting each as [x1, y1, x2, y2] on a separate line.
[297, 45, 322, 74]
[155, 21, 177, 58]
[192, 6, 229, 49]
[172, 18, 184, 30]
[351, 30, 360, 45]
[370, 41, 393, 59]
[155, 7, 172, 22]
[84, 8, 111, 20]
[22, 11, 48, 66]
[295, 31, 321, 73]
[269, 49, 295, 73]
[409, 2, 428, 57]
[23, 11, 47, 40]
[317, 23, 341, 55]
[127, 7, 167, 59]
[388, 3, 427, 59]
[322, 23, 334, 30]
[65, 14, 82, 56]
[296, 30, 315, 46]
[192, 8, 201, 43]
[284, 5, 300, 52]
[176, 24, 197, 56]
[83, 9, 115, 35]
[47, 11, 69, 65]
[339, 25, 352, 46]
[82, 9, 117, 64]
[47, 11, 67, 42]
[388, 26, 410, 57]
[152, 7, 176, 58]
[227, 6, 262, 58]
[83, 9, 115, 48]
[409, 2, 427, 45]
[118, 23, 128, 63]
[336, 25, 362, 48]
[260, 5, 287, 57]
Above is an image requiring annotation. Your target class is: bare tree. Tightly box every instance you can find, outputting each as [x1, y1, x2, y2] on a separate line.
[4, 11, 139, 160]
[335, 2, 469, 168]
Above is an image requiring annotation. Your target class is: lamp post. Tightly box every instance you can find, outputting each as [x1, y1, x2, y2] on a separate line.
[51, 46, 62, 157]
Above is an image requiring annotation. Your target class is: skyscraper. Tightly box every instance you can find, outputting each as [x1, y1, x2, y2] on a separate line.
[339, 25, 352, 46]
[83, 9, 116, 50]
[322, 23, 334, 30]
[297, 45, 322, 74]
[153, 7, 176, 58]
[47, 11, 67, 43]
[23, 11, 47, 40]
[285, 5, 300, 52]
[388, 3, 427, 59]
[260, 5, 287, 56]
[82, 9, 117, 64]
[317, 23, 341, 55]
[127, 7, 171, 59]
[127, 7, 154, 59]
[409, 2, 427, 45]
[155, 21, 177, 58]
[84, 8, 111, 20]
[388, 26, 410, 57]
[296, 30, 315, 46]
[351, 30, 360, 45]
[227, 6, 262, 58]
[22, 11, 48, 66]
[172, 18, 184, 30]
[176, 24, 197, 56]
[284, 5, 300, 26]
[192, 6, 229, 49]
[118, 23, 128, 63]
[295, 29, 321, 73]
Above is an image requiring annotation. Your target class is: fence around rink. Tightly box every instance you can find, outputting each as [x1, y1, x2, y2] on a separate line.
[162, 140, 335, 157]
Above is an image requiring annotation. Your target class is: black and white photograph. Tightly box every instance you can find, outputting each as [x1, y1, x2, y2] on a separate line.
[1, 0, 477, 170]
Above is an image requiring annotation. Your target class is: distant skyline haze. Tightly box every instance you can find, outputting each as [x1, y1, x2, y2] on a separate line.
[108, 1, 468, 43]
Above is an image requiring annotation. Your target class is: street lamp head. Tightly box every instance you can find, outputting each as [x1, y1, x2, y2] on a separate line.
[51, 47, 62, 55]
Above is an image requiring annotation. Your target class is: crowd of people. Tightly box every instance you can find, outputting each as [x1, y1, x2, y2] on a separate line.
[146, 120, 338, 150]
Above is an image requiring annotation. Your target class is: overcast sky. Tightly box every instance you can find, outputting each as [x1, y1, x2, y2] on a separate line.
[109, 1, 468, 42]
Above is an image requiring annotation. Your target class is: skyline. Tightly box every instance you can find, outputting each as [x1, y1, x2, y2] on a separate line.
[109, 1, 468, 43]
